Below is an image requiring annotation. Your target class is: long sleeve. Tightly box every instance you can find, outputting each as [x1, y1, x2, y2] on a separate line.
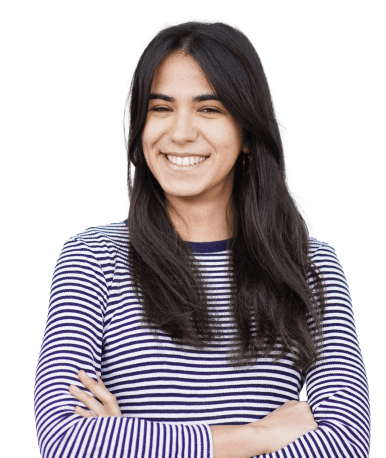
[35, 228, 370, 458]
[257, 242, 371, 458]
[34, 237, 213, 458]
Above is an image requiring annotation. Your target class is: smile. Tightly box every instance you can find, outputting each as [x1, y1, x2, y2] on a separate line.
[162, 153, 209, 171]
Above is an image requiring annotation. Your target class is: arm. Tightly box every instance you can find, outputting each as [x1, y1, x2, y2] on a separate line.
[211, 425, 265, 458]
[211, 244, 371, 458]
[69, 370, 262, 458]
[303, 243, 371, 456]
[34, 237, 215, 458]
[248, 242, 371, 458]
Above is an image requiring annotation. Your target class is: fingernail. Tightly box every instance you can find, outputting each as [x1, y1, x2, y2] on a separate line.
[71, 385, 81, 392]
[80, 370, 88, 378]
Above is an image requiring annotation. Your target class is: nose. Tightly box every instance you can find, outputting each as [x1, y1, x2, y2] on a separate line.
[168, 110, 198, 145]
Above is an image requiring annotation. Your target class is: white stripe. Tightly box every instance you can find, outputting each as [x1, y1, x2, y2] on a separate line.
[33, 221, 370, 457]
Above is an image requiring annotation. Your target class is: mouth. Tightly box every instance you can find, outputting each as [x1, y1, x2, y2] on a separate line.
[161, 153, 210, 171]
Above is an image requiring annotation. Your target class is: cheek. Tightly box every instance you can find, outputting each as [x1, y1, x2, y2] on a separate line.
[142, 119, 164, 150]
[141, 125, 152, 151]
[206, 122, 243, 153]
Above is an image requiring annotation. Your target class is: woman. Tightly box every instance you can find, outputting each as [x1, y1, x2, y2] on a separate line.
[34, 22, 370, 458]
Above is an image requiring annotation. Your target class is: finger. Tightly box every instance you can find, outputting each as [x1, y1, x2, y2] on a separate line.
[78, 371, 122, 417]
[75, 405, 97, 418]
[69, 384, 104, 415]
[78, 371, 112, 404]
[96, 371, 106, 388]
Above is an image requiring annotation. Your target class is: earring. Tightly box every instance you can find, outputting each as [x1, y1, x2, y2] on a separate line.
[243, 151, 249, 167]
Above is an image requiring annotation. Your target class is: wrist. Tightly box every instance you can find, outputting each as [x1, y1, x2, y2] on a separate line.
[210, 424, 267, 458]
[249, 422, 270, 455]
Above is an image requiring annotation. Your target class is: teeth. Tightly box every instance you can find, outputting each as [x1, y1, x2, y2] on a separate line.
[166, 155, 207, 166]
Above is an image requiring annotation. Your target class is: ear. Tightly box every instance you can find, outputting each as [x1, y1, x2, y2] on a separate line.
[242, 144, 249, 154]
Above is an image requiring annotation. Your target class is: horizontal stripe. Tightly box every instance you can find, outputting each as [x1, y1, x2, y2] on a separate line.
[34, 220, 370, 457]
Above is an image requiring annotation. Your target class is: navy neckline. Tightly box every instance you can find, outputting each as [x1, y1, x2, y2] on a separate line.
[185, 237, 233, 253]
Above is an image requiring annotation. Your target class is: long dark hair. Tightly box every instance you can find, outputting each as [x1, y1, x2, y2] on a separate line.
[124, 21, 326, 372]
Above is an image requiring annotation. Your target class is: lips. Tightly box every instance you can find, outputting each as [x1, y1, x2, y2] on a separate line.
[161, 153, 208, 158]
[161, 152, 209, 170]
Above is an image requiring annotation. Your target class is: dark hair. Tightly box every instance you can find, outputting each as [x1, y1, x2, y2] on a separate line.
[124, 21, 326, 372]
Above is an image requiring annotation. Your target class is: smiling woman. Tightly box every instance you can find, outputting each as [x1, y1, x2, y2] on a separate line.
[142, 51, 248, 242]
[124, 23, 328, 373]
[34, 21, 370, 458]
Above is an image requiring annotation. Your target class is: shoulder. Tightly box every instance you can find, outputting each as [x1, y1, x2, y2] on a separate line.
[308, 237, 338, 262]
[64, 219, 129, 253]
[68, 219, 129, 244]
[307, 237, 348, 287]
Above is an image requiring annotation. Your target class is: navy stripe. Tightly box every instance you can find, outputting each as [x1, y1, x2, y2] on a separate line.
[34, 220, 370, 457]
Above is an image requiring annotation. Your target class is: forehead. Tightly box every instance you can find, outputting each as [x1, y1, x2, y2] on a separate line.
[151, 52, 213, 94]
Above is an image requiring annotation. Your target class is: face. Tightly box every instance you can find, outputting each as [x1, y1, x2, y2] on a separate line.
[142, 51, 247, 210]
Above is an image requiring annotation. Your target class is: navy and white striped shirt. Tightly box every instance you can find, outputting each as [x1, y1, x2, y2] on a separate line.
[34, 220, 371, 457]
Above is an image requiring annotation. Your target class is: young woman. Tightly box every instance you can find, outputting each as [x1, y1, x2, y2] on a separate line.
[34, 22, 370, 458]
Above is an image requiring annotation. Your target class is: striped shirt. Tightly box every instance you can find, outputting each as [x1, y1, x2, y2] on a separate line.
[34, 220, 371, 457]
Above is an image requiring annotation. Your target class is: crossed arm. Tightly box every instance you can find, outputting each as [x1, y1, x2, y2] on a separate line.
[69, 370, 317, 457]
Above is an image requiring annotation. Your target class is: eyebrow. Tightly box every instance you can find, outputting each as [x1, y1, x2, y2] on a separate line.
[149, 92, 220, 103]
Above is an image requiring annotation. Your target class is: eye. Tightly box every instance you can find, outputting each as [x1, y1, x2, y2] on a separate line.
[202, 108, 220, 113]
[152, 107, 220, 113]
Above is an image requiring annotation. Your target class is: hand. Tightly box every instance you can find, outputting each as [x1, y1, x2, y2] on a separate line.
[250, 400, 317, 454]
[69, 370, 122, 418]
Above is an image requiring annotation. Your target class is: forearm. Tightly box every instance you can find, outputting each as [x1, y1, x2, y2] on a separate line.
[210, 424, 265, 458]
